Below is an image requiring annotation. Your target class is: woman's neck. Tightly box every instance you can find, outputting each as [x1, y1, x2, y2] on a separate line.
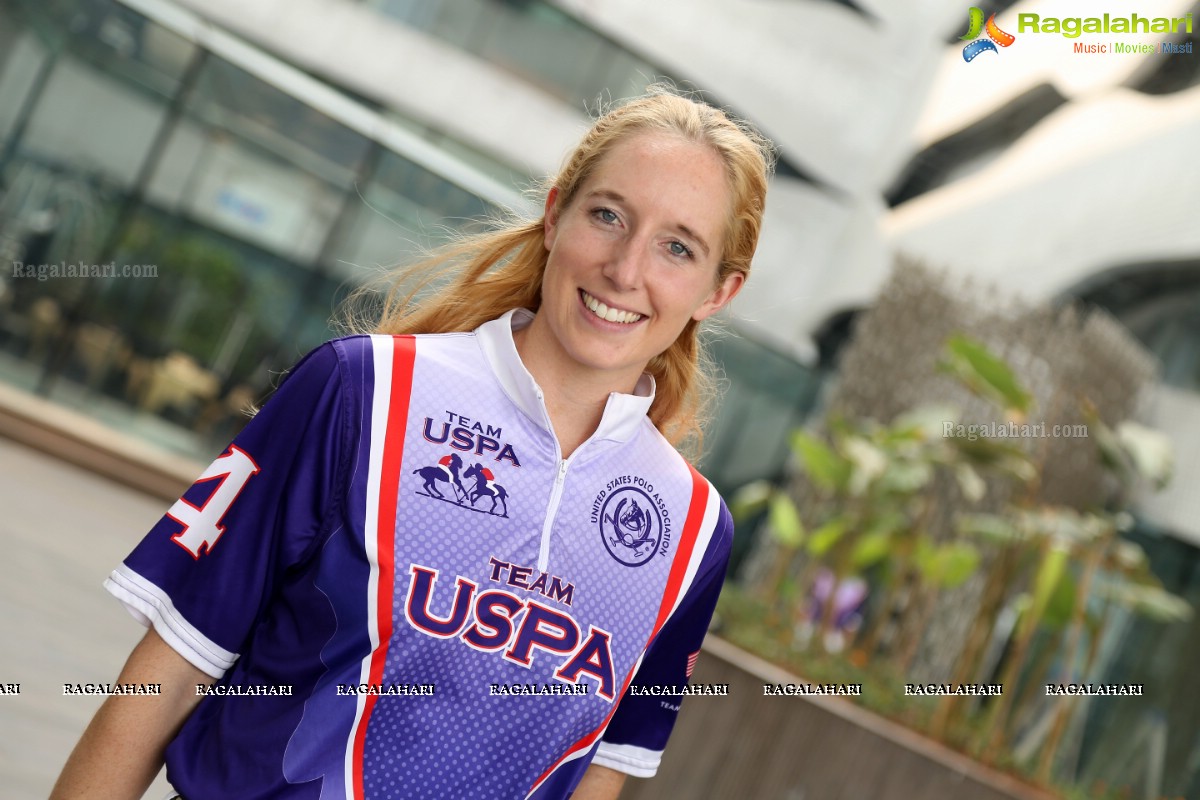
[512, 322, 643, 460]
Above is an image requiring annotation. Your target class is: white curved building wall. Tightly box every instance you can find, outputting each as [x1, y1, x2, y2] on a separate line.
[884, 87, 1200, 305]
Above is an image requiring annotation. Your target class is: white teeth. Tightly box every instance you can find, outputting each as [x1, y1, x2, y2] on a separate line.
[582, 291, 643, 324]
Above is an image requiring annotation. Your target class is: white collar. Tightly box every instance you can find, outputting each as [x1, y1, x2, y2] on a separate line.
[474, 309, 656, 445]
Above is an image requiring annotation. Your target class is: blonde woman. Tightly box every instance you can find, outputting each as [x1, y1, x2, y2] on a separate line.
[54, 88, 773, 800]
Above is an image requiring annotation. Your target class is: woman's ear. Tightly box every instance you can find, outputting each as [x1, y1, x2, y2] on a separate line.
[543, 186, 561, 252]
[692, 271, 745, 322]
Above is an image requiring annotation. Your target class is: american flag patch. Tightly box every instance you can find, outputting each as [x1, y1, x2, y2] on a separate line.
[685, 650, 700, 678]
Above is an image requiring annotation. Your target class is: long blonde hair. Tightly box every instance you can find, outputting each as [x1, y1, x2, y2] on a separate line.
[353, 87, 774, 458]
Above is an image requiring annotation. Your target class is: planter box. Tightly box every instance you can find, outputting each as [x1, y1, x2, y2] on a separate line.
[623, 636, 1058, 800]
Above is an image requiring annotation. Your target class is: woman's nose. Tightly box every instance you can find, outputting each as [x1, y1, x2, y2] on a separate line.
[601, 239, 647, 291]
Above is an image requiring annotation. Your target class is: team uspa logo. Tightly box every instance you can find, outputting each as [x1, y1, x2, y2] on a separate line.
[593, 478, 670, 567]
[413, 453, 510, 517]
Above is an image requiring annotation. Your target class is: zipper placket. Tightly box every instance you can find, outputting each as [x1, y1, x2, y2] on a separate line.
[537, 457, 569, 572]
[534, 385, 596, 572]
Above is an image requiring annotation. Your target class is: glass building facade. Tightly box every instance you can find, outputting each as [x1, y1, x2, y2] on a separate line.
[0, 0, 519, 456]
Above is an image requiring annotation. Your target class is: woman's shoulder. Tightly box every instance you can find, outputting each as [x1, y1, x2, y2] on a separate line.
[632, 422, 731, 514]
[321, 330, 482, 362]
[635, 420, 709, 475]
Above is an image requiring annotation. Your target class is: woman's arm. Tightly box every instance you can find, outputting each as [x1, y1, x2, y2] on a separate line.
[50, 628, 215, 800]
[575, 764, 627, 800]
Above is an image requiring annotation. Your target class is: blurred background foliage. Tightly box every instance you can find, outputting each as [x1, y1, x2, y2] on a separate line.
[723, 319, 1190, 794]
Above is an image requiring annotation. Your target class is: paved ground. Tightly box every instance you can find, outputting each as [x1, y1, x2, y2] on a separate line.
[0, 437, 175, 799]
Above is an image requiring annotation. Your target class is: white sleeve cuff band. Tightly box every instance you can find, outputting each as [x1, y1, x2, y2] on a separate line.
[104, 565, 237, 679]
[593, 741, 662, 778]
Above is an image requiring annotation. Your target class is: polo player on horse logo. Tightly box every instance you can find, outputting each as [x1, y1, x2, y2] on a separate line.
[413, 453, 468, 503]
[464, 462, 509, 517]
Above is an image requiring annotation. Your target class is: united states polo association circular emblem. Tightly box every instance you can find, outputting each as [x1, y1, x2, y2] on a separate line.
[598, 487, 663, 567]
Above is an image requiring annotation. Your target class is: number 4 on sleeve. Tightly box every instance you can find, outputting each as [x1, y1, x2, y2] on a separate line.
[167, 446, 261, 559]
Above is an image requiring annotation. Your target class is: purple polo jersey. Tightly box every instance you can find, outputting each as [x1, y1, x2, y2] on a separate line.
[105, 309, 733, 799]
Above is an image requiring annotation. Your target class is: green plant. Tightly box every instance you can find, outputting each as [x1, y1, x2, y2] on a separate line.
[730, 332, 1191, 794]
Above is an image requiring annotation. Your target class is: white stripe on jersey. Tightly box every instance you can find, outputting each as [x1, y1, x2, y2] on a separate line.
[343, 335, 396, 797]
[662, 478, 722, 621]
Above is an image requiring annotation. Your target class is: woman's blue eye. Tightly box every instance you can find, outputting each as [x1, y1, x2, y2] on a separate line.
[594, 208, 618, 224]
[668, 241, 693, 258]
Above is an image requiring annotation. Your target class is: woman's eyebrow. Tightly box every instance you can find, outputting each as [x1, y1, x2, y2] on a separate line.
[586, 189, 711, 256]
[674, 224, 711, 257]
[586, 189, 626, 205]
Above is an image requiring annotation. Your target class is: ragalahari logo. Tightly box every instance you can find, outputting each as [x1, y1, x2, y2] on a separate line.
[961, 7, 1016, 62]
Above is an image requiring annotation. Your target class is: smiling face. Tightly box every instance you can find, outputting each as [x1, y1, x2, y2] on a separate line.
[526, 131, 744, 392]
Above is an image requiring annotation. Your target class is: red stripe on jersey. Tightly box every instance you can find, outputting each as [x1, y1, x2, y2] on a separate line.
[648, 465, 709, 640]
[528, 466, 711, 795]
[352, 336, 416, 799]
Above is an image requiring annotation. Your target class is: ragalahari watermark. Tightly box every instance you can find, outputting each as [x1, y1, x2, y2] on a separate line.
[943, 421, 1088, 441]
[11, 260, 158, 281]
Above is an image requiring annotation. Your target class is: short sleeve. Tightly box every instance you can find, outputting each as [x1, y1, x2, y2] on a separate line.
[593, 502, 733, 778]
[103, 341, 353, 678]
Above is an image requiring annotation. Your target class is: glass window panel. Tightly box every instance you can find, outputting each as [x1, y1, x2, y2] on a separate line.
[168, 57, 373, 263]
[1160, 316, 1200, 391]
[0, 1, 511, 463]
[373, 149, 491, 222]
[18, 57, 165, 190]
[720, 392, 805, 487]
[428, 0, 497, 51]
[0, 158, 122, 276]
[62, 205, 316, 451]
[602, 51, 667, 101]
[0, 24, 51, 145]
[325, 150, 490, 282]
[1118, 291, 1200, 393]
[476, 2, 605, 100]
[361, 0, 680, 106]
[365, 0, 494, 50]
[365, 0, 441, 31]
[1072, 527, 1200, 797]
[192, 58, 371, 183]
[326, 194, 430, 282]
[181, 133, 346, 265]
[704, 333, 823, 492]
[58, 0, 196, 99]
[291, 272, 355, 353]
[143, 119, 209, 211]
[2, 2, 197, 191]
[573, 41, 630, 104]
[420, 126, 530, 187]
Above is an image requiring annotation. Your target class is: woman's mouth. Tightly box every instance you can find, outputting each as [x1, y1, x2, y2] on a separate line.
[580, 290, 645, 324]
